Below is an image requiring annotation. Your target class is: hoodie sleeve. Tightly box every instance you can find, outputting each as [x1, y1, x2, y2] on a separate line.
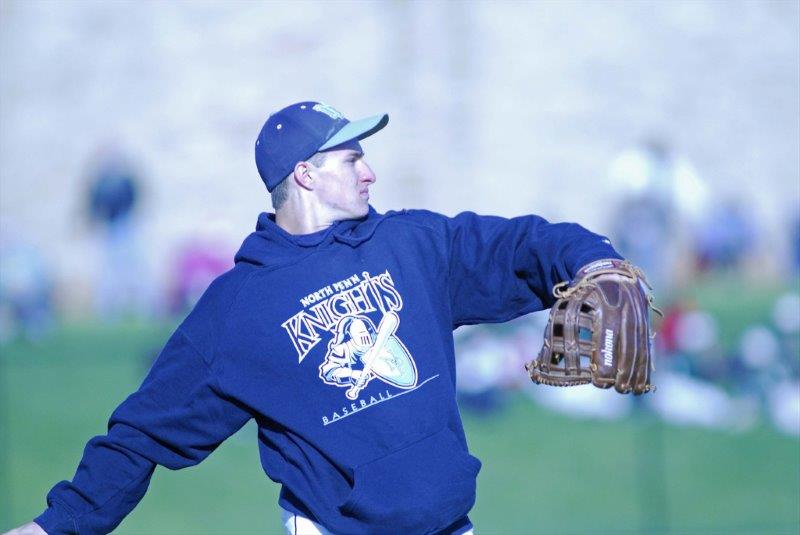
[445, 211, 621, 327]
[33, 327, 252, 535]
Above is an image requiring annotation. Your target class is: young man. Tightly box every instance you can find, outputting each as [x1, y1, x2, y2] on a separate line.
[10, 102, 624, 535]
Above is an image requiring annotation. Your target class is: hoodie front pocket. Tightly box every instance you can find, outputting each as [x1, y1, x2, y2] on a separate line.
[339, 427, 481, 532]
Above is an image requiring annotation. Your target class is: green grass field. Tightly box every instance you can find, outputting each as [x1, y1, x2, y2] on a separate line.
[2, 320, 798, 534]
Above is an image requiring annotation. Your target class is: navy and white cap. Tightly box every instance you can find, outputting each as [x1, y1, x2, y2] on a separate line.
[255, 101, 389, 192]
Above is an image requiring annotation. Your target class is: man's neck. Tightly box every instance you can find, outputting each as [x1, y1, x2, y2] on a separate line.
[275, 205, 336, 235]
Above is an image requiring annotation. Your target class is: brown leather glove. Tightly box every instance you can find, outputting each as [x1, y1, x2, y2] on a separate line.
[526, 259, 661, 395]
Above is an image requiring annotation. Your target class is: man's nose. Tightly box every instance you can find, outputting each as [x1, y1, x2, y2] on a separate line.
[360, 161, 376, 184]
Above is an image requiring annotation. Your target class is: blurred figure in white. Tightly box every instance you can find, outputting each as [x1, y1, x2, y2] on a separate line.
[608, 139, 710, 223]
[84, 148, 151, 321]
[608, 139, 709, 294]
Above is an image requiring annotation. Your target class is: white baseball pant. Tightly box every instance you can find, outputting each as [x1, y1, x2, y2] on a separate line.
[280, 507, 475, 535]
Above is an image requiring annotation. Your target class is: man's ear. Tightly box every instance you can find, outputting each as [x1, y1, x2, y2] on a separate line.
[293, 161, 314, 191]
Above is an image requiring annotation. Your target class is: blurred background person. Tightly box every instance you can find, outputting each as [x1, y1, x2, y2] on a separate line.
[83, 147, 151, 321]
[607, 139, 709, 295]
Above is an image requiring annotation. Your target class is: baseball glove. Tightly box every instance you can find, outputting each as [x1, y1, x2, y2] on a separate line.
[525, 259, 661, 395]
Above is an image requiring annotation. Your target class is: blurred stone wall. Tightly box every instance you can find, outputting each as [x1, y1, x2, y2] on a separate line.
[1, 0, 798, 311]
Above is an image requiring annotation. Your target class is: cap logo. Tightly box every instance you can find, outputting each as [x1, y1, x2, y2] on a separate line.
[313, 103, 344, 120]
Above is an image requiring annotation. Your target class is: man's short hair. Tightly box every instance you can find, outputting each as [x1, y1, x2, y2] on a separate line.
[271, 152, 328, 210]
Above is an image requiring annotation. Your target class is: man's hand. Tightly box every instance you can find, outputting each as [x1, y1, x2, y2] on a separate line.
[3, 522, 47, 535]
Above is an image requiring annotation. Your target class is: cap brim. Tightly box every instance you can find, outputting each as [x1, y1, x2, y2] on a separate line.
[319, 113, 389, 151]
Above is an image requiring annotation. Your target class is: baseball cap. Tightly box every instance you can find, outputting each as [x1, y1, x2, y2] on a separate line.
[255, 101, 389, 192]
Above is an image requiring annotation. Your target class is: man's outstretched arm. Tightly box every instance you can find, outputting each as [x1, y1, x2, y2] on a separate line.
[444, 210, 622, 327]
[19, 327, 252, 535]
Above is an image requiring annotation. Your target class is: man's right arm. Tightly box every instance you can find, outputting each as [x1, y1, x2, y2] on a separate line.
[26, 327, 252, 535]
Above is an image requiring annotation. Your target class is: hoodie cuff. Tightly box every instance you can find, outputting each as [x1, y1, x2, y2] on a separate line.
[34, 504, 78, 535]
[572, 247, 623, 278]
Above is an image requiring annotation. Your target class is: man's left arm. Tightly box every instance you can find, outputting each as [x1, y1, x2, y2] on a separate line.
[443, 211, 621, 327]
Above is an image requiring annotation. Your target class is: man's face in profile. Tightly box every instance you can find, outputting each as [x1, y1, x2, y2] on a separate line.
[313, 139, 376, 220]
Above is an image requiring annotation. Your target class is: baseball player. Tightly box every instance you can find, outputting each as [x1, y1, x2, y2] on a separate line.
[7, 101, 654, 535]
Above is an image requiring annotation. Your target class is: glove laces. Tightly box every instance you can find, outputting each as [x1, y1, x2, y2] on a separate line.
[552, 260, 664, 317]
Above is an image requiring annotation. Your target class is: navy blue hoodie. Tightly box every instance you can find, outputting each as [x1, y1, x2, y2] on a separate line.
[35, 207, 620, 534]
